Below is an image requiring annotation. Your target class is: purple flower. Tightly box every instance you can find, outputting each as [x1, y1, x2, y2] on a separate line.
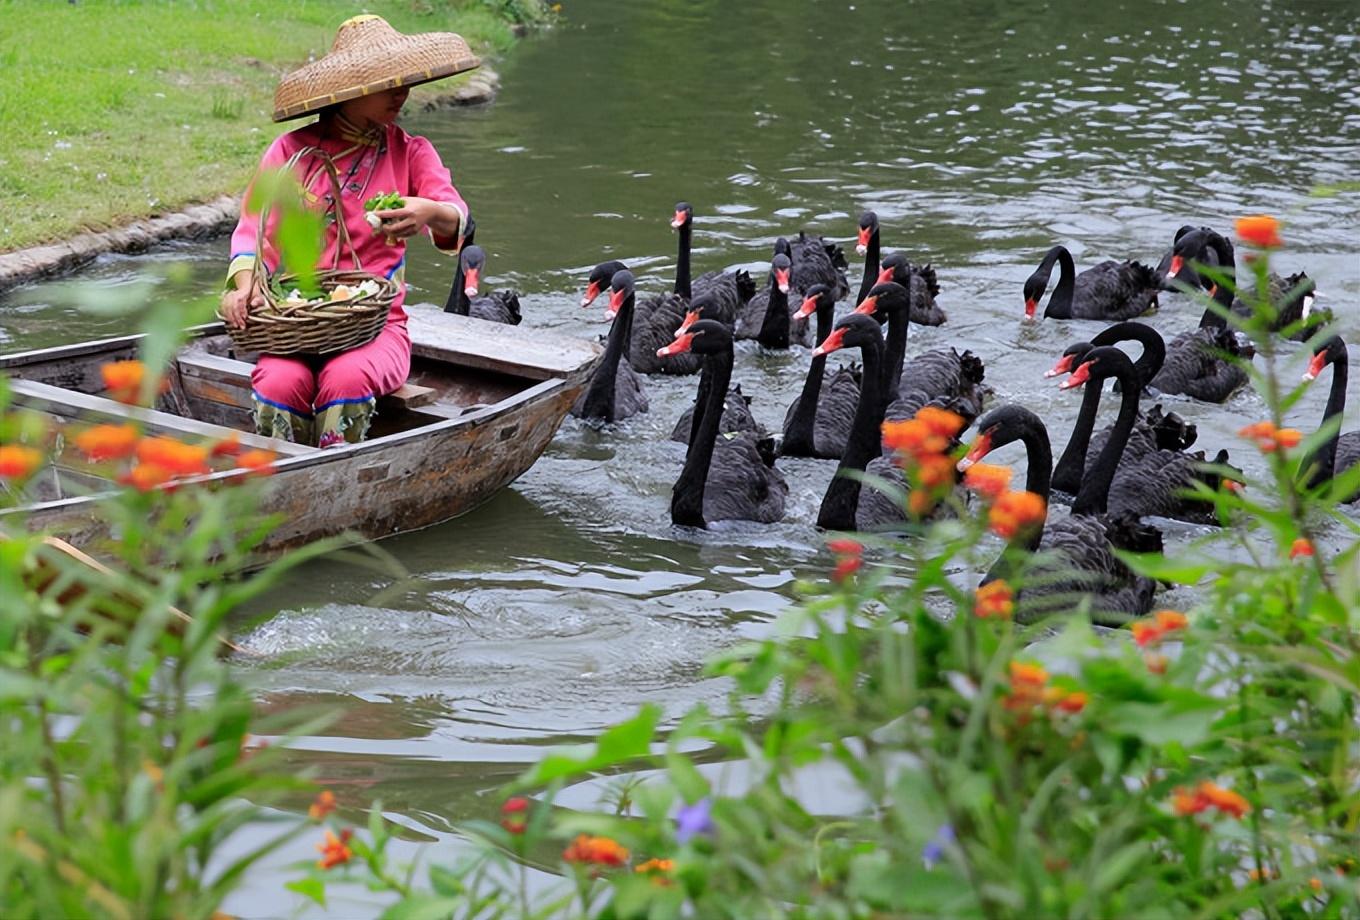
[921, 823, 955, 870]
[675, 797, 714, 843]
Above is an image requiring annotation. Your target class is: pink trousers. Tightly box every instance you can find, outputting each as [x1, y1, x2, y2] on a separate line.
[251, 309, 411, 447]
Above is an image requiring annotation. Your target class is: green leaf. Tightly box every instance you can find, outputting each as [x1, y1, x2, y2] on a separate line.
[378, 895, 462, 920]
[665, 752, 708, 802]
[1103, 702, 1218, 747]
[284, 877, 326, 907]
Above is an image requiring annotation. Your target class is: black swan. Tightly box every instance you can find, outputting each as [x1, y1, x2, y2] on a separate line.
[1231, 271, 1329, 342]
[811, 313, 894, 531]
[1023, 245, 1160, 321]
[1050, 343, 1237, 524]
[855, 282, 988, 424]
[1301, 336, 1360, 502]
[659, 320, 788, 527]
[571, 269, 648, 424]
[671, 292, 768, 446]
[1148, 232, 1252, 403]
[854, 210, 881, 305]
[780, 284, 862, 459]
[1155, 225, 1216, 291]
[671, 202, 755, 325]
[962, 389, 1163, 623]
[790, 230, 850, 300]
[580, 259, 629, 307]
[877, 252, 946, 327]
[445, 245, 522, 325]
[734, 250, 814, 347]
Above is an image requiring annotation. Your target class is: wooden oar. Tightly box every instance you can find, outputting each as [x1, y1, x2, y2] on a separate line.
[19, 535, 247, 656]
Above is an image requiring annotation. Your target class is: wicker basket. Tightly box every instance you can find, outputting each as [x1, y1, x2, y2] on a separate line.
[220, 147, 399, 356]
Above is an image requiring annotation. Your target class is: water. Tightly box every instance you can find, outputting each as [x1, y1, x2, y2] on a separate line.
[3, 0, 1359, 913]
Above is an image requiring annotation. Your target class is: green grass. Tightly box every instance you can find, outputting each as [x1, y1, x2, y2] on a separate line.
[0, 0, 539, 252]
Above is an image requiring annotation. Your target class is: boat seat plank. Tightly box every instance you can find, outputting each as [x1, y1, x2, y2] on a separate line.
[405, 305, 601, 382]
[176, 353, 437, 412]
[8, 378, 311, 456]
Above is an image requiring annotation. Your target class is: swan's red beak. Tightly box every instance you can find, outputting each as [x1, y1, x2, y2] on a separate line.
[1059, 360, 1094, 390]
[658, 332, 696, 357]
[812, 327, 848, 357]
[1303, 349, 1328, 382]
[856, 225, 872, 256]
[876, 265, 894, 285]
[775, 267, 791, 294]
[463, 267, 479, 297]
[854, 295, 879, 317]
[676, 309, 701, 336]
[1169, 255, 1185, 277]
[1221, 478, 1244, 493]
[958, 430, 994, 470]
[670, 209, 687, 230]
[581, 280, 602, 308]
[606, 286, 627, 318]
[1024, 297, 1038, 319]
[1044, 354, 1076, 379]
[795, 294, 818, 320]
[1207, 284, 1218, 299]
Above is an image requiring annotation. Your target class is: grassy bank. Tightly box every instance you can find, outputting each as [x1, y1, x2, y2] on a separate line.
[0, 0, 545, 253]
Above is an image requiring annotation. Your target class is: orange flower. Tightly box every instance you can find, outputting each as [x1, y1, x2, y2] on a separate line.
[974, 580, 1014, 620]
[501, 796, 530, 834]
[316, 828, 354, 869]
[1131, 621, 1162, 647]
[1238, 421, 1301, 454]
[211, 433, 242, 457]
[100, 360, 162, 404]
[915, 406, 966, 440]
[1309, 877, 1323, 892]
[1053, 690, 1088, 714]
[236, 448, 277, 476]
[0, 444, 43, 480]
[1198, 782, 1250, 819]
[1154, 610, 1188, 632]
[74, 424, 139, 462]
[1273, 428, 1302, 450]
[119, 463, 174, 492]
[1144, 652, 1169, 675]
[987, 490, 1046, 539]
[563, 834, 630, 867]
[908, 489, 939, 517]
[1133, 610, 1188, 647]
[883, 407, 963, 462]
[1172, 781, 1250, 819]
[636, 858, 674, 874]
[963, 462, 1012, 501]
[1290, 537, 1315, 560]
[309, 790, 337, 821]
[1235, 214, 1283, 249]
[136, 437, 210, 477]
[1010, 661, 1049, 687]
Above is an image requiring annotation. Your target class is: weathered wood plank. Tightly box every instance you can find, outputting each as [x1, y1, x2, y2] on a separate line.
[405, 304, 601, 382]
[9, 379, 310, 456]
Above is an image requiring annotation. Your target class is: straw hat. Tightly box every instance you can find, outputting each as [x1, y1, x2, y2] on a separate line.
[273, 15, 480, 122]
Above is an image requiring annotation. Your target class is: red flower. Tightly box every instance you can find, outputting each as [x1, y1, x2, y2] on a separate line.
[832, 556, 863, 584]
[1132, 610, 1188, 647]
[563, 834, 629, 868]
[119, 463, 174, 492]
[828, 539, 863, 584]
[74, 424, 139, 462]
[236, 448, 277, 476]
[1235, 215, 1283, 249]
[0, 444, 43, 481]
[1289, 537, 1315, 560]
[987, 490, 1046, 539]
[308, 790, 337, 821]
[974, 580, 1014, 620]
[211, 433, 243, 457]
[501, 796, 530, 834]
[316, 828, 354, 869]
[1172, 781, 1250, 819]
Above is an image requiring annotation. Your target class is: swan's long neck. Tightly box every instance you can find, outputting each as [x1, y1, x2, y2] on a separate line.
[856, 229, 881, 304]
[1094, 322, 1165, 392]
[882, 304, 908, 405]
[672, 344, 733, 527]
[1308, 349, 1349, 488]
[674, 220, 693, 300]
[1018, 417, 1054, 554]
[1044, 246, 1076, 319]
[1072, 360, 1141, 515]
[686, 363, 713, 454]
[783, 301, 834, 454]
[757, 276, 790, 349]
[1197, 236, 1236, 330]
[1051, 382, 1103, 497]
[817, 333, 885, 530]
[579, 293, 634, 422]
[444, 257, 470, 315]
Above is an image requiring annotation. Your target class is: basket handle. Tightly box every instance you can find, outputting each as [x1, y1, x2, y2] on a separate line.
[250, 145, 363, 301]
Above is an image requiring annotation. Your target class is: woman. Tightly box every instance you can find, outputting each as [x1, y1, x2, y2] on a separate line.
[221, 15, 476, 447]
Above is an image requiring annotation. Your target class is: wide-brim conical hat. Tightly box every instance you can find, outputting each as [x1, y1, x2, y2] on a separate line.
[273, 15, 480, 122]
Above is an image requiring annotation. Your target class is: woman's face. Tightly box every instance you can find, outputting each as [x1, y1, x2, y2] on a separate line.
[338, 86, 410, 128]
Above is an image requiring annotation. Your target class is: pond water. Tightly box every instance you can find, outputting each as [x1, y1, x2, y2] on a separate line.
[3, 0, 1359, 913]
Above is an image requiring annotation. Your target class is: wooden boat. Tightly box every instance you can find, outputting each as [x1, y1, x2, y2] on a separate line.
[1, 305, 601, 563]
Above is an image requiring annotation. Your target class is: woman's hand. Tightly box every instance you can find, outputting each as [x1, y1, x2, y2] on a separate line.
[371, 196, 460, 244]
[221, 272, 264, 329]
